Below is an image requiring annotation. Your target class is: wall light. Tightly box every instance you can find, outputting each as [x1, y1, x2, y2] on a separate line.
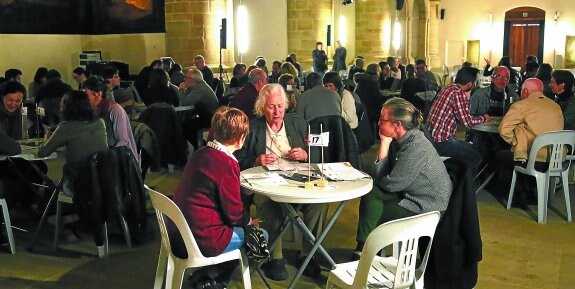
[237, 5, 249, 55]
[554, 11, 560, 23]
[338, 15, 347, 47]
[392, 19, 401, 51]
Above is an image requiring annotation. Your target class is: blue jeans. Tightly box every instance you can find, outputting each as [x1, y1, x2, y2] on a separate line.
[434, 138, 482, 174]
[223, 226, 269, 253]
[223, 227, 245, 253]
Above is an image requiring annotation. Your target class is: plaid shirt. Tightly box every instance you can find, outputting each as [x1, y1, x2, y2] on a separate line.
[426, 83, 485, 142]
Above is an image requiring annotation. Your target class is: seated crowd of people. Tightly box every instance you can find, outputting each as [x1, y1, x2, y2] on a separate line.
[1, 51, 574, 289]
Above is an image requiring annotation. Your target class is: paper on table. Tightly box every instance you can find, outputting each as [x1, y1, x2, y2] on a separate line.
[317, 162, 369, 181]
[242, 172, 289, 186]
[266, 163, 313, 171]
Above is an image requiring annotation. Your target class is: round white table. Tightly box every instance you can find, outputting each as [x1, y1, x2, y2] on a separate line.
[240, 166, 372, 289]
[240, 166, 373, 204]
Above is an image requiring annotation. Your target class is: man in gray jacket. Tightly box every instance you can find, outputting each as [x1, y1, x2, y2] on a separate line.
[295, 72, 341, 121]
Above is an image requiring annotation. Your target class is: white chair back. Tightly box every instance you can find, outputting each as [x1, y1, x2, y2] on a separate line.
[526, 130, 575, 176]
[149, 188, 212, 266]
[352, 211, 441, 289]
[148, 187, 252, 289]
[507, 130, 575, 223]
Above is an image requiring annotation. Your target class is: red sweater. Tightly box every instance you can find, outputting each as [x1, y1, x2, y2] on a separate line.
[173, 146, 250, 257]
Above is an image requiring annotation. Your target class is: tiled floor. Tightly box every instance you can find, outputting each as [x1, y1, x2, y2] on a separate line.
[1, 146, 574, 289]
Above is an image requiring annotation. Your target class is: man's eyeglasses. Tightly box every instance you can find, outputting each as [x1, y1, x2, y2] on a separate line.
[492, 75, 510, 80]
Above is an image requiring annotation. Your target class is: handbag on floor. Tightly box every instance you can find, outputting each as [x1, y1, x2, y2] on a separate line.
[243, 224, 270, 262]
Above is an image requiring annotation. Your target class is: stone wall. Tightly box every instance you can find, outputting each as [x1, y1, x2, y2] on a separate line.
[165, 0, 232, 69]
[287, 0, 333, 71]
[355, 0, 393, 64]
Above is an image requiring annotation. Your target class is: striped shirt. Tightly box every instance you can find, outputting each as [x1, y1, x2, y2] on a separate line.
[426, 83, 485, 142]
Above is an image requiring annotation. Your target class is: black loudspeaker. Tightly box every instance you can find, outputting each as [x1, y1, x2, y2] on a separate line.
[220, 18, 227, 49]
[440, 9, 445, 20]
[327, 25, 331, 46]
[396, 0, 405, 10]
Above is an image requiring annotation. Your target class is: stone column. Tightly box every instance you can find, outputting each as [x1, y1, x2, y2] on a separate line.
[427, 0, 441, 68]
[165, 0, 232, 68]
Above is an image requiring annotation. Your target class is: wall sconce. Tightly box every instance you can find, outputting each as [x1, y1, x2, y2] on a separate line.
[487, 13, 493, 25]
[554, 11, 560, 23]
[237, 5, 249, 55]
[392, 19, 401, 51]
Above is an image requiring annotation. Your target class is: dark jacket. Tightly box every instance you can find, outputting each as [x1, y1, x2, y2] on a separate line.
[142, 84, 180, 107]
[425, 158, 482, 289]
[229, 83, 259, 120]
[353, 102, 374, 154]
[73, 146, 147, 246]
[138, 103, 188, 167]
[131, 121, 161, 170]
[308, 115, 360, 169]
[354, 72, 386, 124]
[235, 114, 308, 170]
[0, 130, 20, 155]
[0, 102, 22, 140]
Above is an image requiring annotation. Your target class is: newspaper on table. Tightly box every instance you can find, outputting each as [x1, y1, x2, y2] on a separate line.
[242, 172, 289, 186]
[317, 162, 369, 181]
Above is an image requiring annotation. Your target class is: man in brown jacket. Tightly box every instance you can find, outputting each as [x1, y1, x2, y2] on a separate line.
[498, 78, 564, 208]
[499, 78, 564, 162]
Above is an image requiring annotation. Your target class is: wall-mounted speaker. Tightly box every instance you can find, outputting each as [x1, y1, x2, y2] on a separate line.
[220, 18, 227, 49]
[440, 9, 445, 20]
[327, 25, 332, 46]
[396, 0, 405, 10]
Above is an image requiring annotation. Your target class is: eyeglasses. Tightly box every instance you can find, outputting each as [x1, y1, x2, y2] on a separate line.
[378, 118, 394, 124]
[492, 75, 510, 80]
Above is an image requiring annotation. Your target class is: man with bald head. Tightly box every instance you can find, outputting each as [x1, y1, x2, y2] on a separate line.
[470, 66, 519, 116]
[499, 78, 563, 163]
[498, 78, 563, 208]
[229, 68, 268, 120]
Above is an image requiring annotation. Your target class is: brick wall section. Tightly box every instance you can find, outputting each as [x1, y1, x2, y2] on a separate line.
[355, 0, 393, 64]
[165, 0, 230, 69]
[287, 0, 332, 71]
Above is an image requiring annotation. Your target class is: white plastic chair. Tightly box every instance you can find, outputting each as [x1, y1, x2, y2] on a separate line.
[1, 198, 15, 254]
[326, 211, 441, 289]
[507, 130, 575, 224]
[148, 187, 252, 289]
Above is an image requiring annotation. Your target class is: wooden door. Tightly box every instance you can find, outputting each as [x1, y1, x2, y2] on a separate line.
[509, 22, 540, 67]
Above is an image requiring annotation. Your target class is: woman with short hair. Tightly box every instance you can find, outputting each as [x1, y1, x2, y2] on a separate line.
[172, 107, 261, 288]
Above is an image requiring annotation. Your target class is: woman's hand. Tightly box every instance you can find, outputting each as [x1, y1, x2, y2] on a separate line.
[255, 153, 278, 166]
[287, 148, 307, 161]
[249, 218, 262, 227]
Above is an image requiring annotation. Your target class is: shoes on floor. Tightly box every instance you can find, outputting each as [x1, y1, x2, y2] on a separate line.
[261, 258, 289, 281]
[297, 256, 321, 278]
[194, 278, 224, 289]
